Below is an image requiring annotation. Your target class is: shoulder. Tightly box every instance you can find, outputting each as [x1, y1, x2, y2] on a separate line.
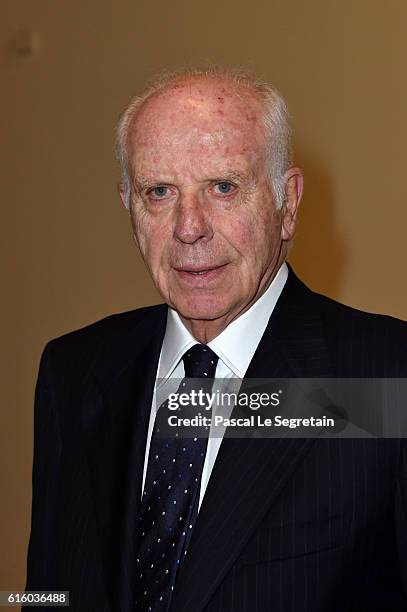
[41, 303, 167, 376]
[313, 288, 407, 338]
[287, 267, 407, 337]
[284, 268, 406, 375]
[311, 288, 407, 375]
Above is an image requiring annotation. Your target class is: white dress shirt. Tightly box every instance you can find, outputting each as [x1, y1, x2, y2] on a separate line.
[141, 262, 289, 511]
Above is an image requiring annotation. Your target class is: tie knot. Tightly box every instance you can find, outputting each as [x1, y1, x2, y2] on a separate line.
[182, 344, 219, 378]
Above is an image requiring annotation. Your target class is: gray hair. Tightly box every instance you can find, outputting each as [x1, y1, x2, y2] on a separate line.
[115, 66, 293, 210]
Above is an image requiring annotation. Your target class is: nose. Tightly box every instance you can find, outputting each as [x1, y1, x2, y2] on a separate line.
[173, 191, 213, 244]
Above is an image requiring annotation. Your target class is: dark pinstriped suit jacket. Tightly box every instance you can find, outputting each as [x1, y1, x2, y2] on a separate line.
[25, 267, 407, 611]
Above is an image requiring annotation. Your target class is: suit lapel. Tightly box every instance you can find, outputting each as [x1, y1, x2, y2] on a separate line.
[80, 306, 167, 612]
[170, 268, 335, 612]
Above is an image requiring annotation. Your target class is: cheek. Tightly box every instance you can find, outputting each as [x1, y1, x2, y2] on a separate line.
[131, 207, 171, 268]
[220, 212, 267, 264]
[219, 205, 280, 275]
[130, 199, 147, 242]
[251, 207, 281, 257]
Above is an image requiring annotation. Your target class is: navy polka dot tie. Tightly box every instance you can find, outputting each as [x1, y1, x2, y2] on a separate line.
[136, 344, 219, 611]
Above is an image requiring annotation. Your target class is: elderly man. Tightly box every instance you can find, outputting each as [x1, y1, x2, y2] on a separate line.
[26, 68, 407, 612]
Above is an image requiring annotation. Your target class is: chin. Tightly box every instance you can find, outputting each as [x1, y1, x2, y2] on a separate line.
[173, 295, 231, 322]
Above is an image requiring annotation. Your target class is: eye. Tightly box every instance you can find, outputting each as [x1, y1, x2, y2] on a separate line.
[213, 181, 236, 196]
[148, 185, 170, 200]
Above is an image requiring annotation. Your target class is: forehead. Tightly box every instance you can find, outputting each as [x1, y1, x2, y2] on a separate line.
[127, 78, 267, 180]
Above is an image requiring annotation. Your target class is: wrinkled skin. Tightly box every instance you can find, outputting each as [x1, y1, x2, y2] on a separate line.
[120, 77, 303, 342]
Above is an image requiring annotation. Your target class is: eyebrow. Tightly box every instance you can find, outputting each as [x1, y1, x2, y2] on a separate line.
[207, 171, 250, 183]
[133, 177, 156, 192]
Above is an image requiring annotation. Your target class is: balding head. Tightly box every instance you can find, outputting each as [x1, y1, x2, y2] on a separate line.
[116, 68, 292, 210]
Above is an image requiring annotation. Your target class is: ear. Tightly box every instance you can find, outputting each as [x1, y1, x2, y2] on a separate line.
[117, 181, 130, 211]
[281, 167, 303, 241]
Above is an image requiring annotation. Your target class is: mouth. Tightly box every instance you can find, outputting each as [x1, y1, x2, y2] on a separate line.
[174, 263, 228, 283]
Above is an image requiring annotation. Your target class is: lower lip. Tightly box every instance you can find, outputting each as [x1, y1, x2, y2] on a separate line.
[175, 265, 228, 285]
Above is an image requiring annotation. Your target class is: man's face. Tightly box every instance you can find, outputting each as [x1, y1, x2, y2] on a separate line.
[124, 79, 288, 330]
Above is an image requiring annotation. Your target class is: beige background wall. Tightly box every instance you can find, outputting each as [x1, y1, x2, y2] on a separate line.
[1, 0, 406, 597]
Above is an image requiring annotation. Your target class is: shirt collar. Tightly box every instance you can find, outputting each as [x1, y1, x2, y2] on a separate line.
[158, 262, 288, 380]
